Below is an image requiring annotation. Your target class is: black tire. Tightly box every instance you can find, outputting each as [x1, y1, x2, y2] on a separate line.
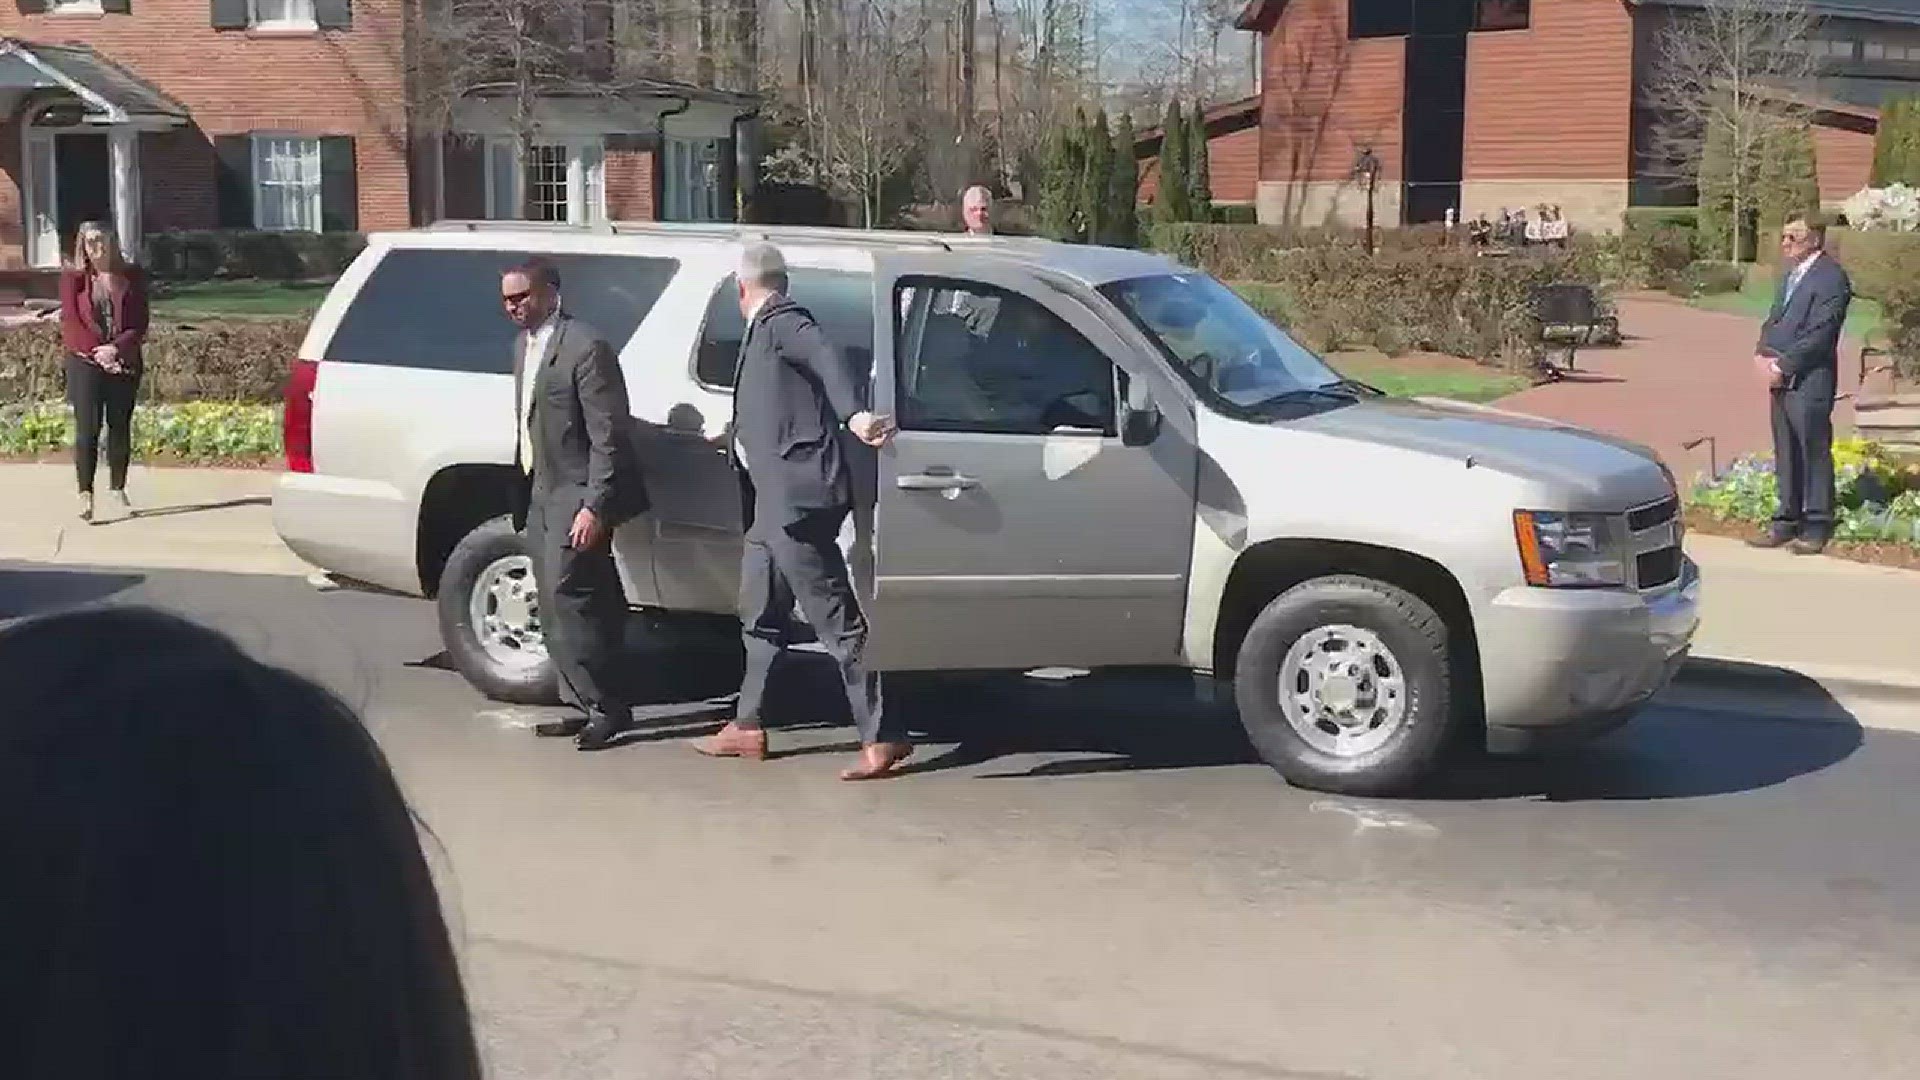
[1232, 575, 1455, 797]
[436, 516, 561, 706]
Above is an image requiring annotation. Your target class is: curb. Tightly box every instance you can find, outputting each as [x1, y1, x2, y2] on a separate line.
[1676, 655, 1920, 702]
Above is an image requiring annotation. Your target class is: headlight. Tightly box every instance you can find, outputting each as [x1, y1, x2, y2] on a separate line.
[1513, 510, 1628, 588]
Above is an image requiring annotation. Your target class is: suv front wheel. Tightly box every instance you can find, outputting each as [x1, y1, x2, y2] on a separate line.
[1233, 575, 1455, 797]
[437, 516, 561, 705]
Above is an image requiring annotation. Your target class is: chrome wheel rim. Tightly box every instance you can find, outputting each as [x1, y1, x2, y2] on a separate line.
[468, 554, 548, 670]
[1277, 624, 1409, 758]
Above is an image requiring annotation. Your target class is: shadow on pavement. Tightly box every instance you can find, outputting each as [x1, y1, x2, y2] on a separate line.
[120, 495, 272, 523]
[0, 566, 147, 620]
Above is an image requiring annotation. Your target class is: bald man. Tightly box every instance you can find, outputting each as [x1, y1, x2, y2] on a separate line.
[961, 186, 993, 235]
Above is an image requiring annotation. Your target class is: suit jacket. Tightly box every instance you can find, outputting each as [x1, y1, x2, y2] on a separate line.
[59, 266, 149, 371]
[1758, 254, 1851, 399]
[510, 313, 647, 532]
[730, 295, 868, 525]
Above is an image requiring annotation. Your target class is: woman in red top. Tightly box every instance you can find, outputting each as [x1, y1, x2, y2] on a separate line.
[58, 220, 150, 523]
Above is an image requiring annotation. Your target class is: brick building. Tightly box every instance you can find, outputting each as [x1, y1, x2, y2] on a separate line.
[1135, 96, 1263, 209]
[1230, 0, 1919, 232]
[0, 0, 756, 273]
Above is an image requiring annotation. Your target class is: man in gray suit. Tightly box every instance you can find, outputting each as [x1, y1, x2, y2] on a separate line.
[1750, 217, 1852, 556]
[693, 243, 909, 780]
[503, 258, 647, 750]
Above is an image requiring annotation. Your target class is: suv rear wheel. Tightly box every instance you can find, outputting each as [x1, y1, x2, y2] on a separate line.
[436, 516, 561, 705]
[1232, 575, 1455, 797]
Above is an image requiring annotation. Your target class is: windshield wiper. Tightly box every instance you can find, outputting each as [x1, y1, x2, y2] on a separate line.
[1247, 385, 1366, 412]
[1322, 377, 1386, 397]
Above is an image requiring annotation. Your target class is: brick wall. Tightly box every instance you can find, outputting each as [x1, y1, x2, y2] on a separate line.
[605, 138, 656, 221]
[0, 0, 411, 263]
[1814, 116, 1878, 205]
[140, 128, 217, 232]
[1138, 118, 1260, 204]
[1464, 0, 1635, 182]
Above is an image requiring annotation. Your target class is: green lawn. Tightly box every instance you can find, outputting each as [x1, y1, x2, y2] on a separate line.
[1335, 361, 1528, 403]
[150, 279, 330, 319]
[1692, 266, 1888, 341]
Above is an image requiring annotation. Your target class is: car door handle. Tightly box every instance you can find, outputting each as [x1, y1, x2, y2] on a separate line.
[896, 471, 980, 492]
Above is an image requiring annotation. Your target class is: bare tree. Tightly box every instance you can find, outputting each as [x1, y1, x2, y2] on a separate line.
[409, 0, 626, 214]
[812, 1, 921, 225]
[1640, 0, 1818, 260]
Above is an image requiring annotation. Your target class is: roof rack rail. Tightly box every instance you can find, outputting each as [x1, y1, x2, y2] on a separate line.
[420, 218, 967, 251]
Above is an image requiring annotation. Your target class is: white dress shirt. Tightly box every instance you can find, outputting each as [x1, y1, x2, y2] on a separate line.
[519, 311, 560, 472]
[1783, 252, 1820, 305]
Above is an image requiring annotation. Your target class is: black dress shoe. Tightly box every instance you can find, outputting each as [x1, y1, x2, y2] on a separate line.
[575, 715, 633, 752]
[533, 716, 589, 738]
[1789, 536, 1829, 556]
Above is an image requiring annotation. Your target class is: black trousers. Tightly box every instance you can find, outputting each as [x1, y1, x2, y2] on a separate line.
[525, 489, 631, 721]
[734, 502, 892, 744]
[1769, 387, 1835, 538]
[64, 354, 138, 494]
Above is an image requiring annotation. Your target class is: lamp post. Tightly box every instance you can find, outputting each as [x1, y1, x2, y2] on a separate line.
[1352, 145, 1382, 255]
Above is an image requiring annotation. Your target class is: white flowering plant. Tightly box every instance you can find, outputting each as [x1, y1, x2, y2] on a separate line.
[1839, 183, 1920, 232]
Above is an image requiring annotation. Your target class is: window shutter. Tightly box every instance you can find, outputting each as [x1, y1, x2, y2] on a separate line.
[320, 137, 359, 232]
[16, 0, 49, 14]
[215, 136, 255, 228]
[103, 0, 132, 13]
[210, 0, 249, 30]
[315, 0, 352, 30]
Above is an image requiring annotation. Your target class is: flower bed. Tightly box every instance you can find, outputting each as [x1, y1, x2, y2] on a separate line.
[0, 401, 281, 465]
[1687, 437, 1920, 567]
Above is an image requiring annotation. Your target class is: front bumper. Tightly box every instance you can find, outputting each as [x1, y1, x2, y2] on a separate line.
[1475, 556, 1701, 742]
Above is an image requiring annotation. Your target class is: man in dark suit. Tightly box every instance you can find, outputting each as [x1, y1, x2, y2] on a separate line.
[1750, 217, 1853, 556]
[692, 243, 909, 781]
[502, 257, 647, 750]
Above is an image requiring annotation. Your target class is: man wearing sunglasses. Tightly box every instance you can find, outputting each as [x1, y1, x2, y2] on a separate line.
[502, 257, 647, 751]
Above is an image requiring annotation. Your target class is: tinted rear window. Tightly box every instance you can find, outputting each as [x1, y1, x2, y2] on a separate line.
[695, 270, 875, 389]
[324, 249, 680, 372]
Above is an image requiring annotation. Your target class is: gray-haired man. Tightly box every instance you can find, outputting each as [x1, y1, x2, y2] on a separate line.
[693, 243, 910, 780]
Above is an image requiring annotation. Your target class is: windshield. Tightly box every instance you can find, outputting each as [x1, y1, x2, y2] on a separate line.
[1098, 273, 1351, 414]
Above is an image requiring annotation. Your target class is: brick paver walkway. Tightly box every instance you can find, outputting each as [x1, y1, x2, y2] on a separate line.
[1494, 295, 1858, 484]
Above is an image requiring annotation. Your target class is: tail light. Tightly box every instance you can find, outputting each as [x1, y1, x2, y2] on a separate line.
[284, 358, 318, 473]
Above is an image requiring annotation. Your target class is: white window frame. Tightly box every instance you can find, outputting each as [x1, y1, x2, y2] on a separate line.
[250, 134, 324, 233]
[249, 0, 317, 31]
[481, 136, 606, 225]
[48, 0, 107, 15]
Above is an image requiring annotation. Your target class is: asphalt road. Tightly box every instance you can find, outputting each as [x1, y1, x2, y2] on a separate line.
[5, 562, 1918, 1080]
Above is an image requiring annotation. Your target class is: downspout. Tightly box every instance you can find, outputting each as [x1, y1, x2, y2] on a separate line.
[732, 105, 762, 223]
[653, 96, 690, 221]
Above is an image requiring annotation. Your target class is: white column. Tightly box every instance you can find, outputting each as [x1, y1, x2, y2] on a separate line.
[109, 128, 141, 262]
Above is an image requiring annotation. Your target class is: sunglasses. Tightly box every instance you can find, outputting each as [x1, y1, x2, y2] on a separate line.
[501, 289, 533, 306]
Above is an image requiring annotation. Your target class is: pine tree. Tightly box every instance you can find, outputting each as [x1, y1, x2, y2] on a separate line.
[1158, 99, 1191, 224]
[1083, 109, 1114, 244]
[1187, 100, 1213, 224]
[1756, 121, 1820, 241]
[1873, 98, 1920, 187]
[1108, 111, 1141, 246]
[1038, 124, 1079, 241]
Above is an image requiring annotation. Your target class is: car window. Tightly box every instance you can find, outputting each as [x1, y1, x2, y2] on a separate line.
[324, 249, 680, 372]
[894, 277, 1115, 436]
[695, 270, 876, 389]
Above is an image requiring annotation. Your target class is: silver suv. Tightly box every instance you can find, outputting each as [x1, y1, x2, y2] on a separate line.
[273, 221, 1701, 796]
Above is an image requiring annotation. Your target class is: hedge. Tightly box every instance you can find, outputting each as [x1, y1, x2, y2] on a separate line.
[1620, 209, 1700, 289]
[1144, 221, 1455, 280]
[143, 230, 366, 281]
[0, 401, 281, 462]
[0, 318, 304, 405]
[1226, 244, 1608, 366]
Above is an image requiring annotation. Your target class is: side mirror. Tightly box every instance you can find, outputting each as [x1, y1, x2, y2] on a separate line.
[1120, 379, 1162, 447]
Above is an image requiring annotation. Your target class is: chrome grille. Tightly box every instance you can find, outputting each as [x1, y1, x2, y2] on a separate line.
[1627, 494, 1683, 590]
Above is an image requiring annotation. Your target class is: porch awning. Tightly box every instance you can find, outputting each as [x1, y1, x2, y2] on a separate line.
[0, 39, 189, 124]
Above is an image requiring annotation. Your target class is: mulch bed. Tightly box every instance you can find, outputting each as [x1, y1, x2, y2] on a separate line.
[1, 451, 278, 471]
[1684, 507, 1920, 572]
